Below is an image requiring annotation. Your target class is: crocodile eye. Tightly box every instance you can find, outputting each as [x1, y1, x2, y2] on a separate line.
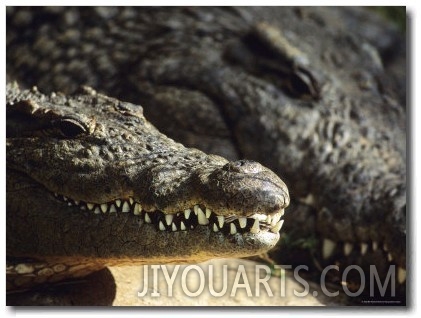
[54, 118, 88, 138]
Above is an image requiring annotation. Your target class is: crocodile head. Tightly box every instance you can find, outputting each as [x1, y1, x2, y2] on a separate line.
[6, 83, 289, 290]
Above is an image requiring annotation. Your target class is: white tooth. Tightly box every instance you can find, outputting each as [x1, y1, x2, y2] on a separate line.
[63, 196, 68, 201]
[271, 213, 281, 226]
[68, 202, 72, 206]
[398, 267, 406, 284]
[267, 215, 272, 224]
[383, 243, 389, 252]
[270, 219, 284, 233]
[94, 206, 101, 214]
[372, 241, 378, 251]
[387, 253, 393, 262]
[280, 209, 285, 217]
[250, 219, 260, 234]
[74, 200, 80, 205]
[87, 203, 94, 210]
[144, 213, 151, 223]
[217, 216, 224, 228]
[165, 214, 174, 226]
[193, 205, 199, 215]
[322, 239, 337, 260]
[184, 209, 191, 219]
[133, 203, 141, 215]
[122, 201, 130, 212]
[361, 243, 368, 255]
[172, 223, 177, 231]
[109, 205, 117, 213]
[159, 221, 166, 231]
[230, 223, 237, 234]
[180, 221, 186, 231]
[197, 207, 209, 225]
[238, 217, 247, 229]
[213, 223, 219, 232]
[115, 200, 121, 208]
[80, 205, 86, 210]
[344, 243, 353, 256]
[129, 198, 134, 205]
[205, 208, 212, 218]
[101, 204, 108, 213]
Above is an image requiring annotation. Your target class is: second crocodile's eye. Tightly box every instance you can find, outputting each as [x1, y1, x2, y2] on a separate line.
[53, 118, 90, 138]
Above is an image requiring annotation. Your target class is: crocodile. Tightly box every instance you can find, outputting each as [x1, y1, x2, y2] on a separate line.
[6, 82, 289, 291]
[6, 6, 406, 300]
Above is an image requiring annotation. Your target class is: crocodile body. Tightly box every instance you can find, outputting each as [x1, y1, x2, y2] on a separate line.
[6, 6, 406, 301]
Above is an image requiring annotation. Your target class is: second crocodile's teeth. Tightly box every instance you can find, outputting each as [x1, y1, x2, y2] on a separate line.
[94, 206, 101, 214]
[197, 207, 209, 225]
[398, 267, 406, 284]
[87, 203, 94, 210]
[344, 243, 353, 256]
[270, 219, 284, 233]
[250, 219, 259, 234]
[322, 239, 336, 260]
[230, 223, 237, 234]
[165, 214, 174, 226]
[109, 204, 117, 213]
[238, 217, 247, 229]
[372, 241, 378, 251]
[172, 223, 177, 231]
[180, 221, 186, 231]
[361, 243, 368, 255]
[184, 209, 191, 220]
[213, 223, 219, 232]
[115, 200, 121, 208]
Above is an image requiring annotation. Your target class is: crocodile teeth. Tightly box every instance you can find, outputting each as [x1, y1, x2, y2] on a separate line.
[115, 199, 121, 208]
[133, 203, 141, 215]
[196, 206, 209, 225]
[87, 203, 94, 210]
[372, 241, 378, 251]
[271, 213, 281, 226]
[270, 219, 284, 233]
[184, 209, 191, 220]
[205, 208, 212, 218]
[144, 213, 151, 223]
[361, 243, 368, 255]
[344, 243, 353, 256]
[383, 243, 389, 252]
[398, 267, 406, 284]
[165, 214, 174, 226]
[109, 204, 117, 213]
[94, 206, 101, 214]
[238, 217, 247, 229]
[250, 219, 259, 234]
[74, 200, 80, 205]
[63, 196, 68, 201]
[122, 201, 130, 212]
[322, 239, 336, 260]
[129, 197, 134, 205]
[100, 204, 108, 213]
[213, 223, 219, 232]
[217, 216, 224, 228]
[159, 221, 166, 231]
[387, 253, 393, 262]
[172, 223, 177, 232]
[230, 223, 237, 234]
[180, 221, 186, 231]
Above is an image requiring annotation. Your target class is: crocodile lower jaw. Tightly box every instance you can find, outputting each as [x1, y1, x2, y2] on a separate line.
[54, 193, 285, 235]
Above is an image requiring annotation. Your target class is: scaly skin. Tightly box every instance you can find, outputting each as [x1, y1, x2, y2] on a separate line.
[7, 7, 406, 298]
[6, 83, 289, 291]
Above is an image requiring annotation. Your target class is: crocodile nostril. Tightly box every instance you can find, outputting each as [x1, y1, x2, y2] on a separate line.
[223, 160, 264, 174]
